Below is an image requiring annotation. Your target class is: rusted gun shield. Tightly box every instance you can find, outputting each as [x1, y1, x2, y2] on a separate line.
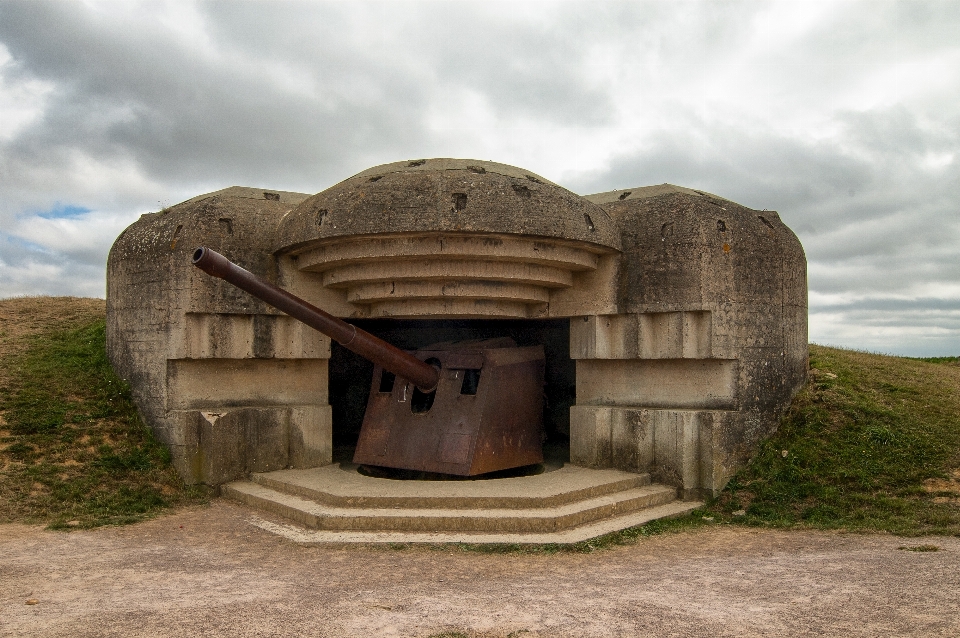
[354, 339, 545, 476]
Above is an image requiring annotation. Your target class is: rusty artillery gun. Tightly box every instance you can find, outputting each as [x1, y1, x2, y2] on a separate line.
[192, 247, 545, 476]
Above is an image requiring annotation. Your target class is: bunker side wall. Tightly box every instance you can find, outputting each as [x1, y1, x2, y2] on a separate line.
[106, 189, 333, 487]
[570, 191, 807, 498]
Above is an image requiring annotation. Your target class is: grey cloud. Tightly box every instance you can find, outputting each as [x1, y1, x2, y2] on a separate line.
[814, 297, 960, 313]
[808, 0, 960, 58]
[811, 302, 960, 357]
[573, 104, 959, 250]
[569, 118, 874, 217]
[0, 0, 631, 196]
[200, 1, 621, 126]
[0, 1, 430, 193]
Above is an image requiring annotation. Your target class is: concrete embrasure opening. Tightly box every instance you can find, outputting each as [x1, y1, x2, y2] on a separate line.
[329, 318, 574, 477]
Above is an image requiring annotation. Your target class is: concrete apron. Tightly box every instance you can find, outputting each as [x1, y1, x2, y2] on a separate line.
[221, 463, 702, 545]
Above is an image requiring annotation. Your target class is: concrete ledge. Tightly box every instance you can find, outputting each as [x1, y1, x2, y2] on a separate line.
[223, 480, 676, 533]
[249, 463, 649, 509]
[575, 359, 737, 409]
[220, 463, 695, 541]
[246, 499, 703, 545]
[166, 358, 328, 409]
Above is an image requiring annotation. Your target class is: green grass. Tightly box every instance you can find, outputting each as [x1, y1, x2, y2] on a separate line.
[711, 345, 960, 535]
[0, 318, 205, 529]
[910, 356, 960, 364]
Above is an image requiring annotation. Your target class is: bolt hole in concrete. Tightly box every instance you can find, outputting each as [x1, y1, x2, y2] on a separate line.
[717, 219, 726, 232]
[408, 159, 426, 167]
[759, 215, 775, 229]
[618, 191, 631, 200]
[584, 213, 595, 231]
[369, 175, 383, 182]
[263, 192, 280, 201]
[451, 192, 468, 212]
[467, 165, 486, 174]
[316, 209, 328, 226]
[512, 183, 532, 198]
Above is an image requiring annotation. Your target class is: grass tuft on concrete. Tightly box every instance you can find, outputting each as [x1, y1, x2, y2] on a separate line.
[0, 297, 205, 529]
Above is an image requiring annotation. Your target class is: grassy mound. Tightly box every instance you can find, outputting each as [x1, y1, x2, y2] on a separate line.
[0, 297, 204, 529]
[711, 345, 960, 535]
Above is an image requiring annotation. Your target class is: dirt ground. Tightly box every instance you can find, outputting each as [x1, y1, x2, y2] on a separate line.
[1, 500, 958, 638]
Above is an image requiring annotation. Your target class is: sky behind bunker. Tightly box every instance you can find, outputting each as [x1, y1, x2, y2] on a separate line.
[1, 0, 958, 357]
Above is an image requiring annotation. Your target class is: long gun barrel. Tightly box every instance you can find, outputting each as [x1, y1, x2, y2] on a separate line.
[191, 247, 440, 392]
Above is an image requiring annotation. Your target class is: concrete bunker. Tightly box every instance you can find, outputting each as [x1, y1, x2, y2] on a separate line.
[107, 159, 807, 500]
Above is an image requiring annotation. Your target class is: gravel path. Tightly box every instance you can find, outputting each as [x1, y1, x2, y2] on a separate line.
[1, 500, 958, 637]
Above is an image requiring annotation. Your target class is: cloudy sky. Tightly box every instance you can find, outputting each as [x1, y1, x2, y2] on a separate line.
[1, 0, 958, 356]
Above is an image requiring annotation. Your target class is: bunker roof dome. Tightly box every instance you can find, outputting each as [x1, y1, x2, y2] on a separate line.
[274, 159, 620, 254]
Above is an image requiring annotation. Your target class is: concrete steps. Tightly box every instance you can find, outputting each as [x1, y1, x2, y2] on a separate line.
[222, 463, 702, 544]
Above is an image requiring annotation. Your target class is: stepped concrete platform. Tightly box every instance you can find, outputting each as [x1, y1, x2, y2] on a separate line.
[222, 463, 703, 544]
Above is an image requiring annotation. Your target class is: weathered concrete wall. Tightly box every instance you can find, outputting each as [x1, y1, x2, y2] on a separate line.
[106, 187, 332, 487]
[570, 185, 807, 497]
[107, 165, 807, 495]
